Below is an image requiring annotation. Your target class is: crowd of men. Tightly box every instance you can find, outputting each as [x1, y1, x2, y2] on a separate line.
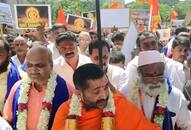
[1, 22, 191, 130]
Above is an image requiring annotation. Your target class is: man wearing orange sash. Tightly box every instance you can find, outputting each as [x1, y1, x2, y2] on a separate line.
[52, 63, 161, 130]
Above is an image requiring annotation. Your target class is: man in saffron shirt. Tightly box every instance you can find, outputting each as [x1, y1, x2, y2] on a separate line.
[3, 46, 69, 130]
[52, 63, 161, 130]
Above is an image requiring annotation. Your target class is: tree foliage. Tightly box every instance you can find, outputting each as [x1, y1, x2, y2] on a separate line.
[159, 3, 171, 22]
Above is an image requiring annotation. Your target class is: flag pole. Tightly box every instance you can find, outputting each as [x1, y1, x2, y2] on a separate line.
[148, 5, 153, 31]
[95, 0, 103, 69]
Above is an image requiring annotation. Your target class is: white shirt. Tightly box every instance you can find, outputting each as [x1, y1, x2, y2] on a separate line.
[106, 64, 128, 91]
[123, 55, 186, 96]
[47, 43, 60, 60]
[0, 117, 12, 130]
[53, 54, 91, 88]
[11, 55, 21, 67]
[142, 87, 191, 130]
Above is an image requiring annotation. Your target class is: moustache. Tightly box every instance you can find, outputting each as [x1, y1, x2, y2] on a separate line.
[65, 52, 74, 57]
[96, 99, 107, 104]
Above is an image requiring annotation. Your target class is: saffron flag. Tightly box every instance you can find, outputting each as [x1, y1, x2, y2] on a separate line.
[56, 5, 66, 24]
[170, 10, 178, 20]
[110, 2, 123, 9]
[148, 0, 160, 31]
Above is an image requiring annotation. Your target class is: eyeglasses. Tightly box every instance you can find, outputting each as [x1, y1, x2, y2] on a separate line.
[141, 75, 164, 83]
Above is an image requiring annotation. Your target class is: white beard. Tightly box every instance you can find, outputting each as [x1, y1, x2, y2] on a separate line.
[138, 80, 166, 97]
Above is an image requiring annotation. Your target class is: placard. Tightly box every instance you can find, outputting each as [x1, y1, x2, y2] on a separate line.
[100, 9, 130, 28]
[66, 14, 93, 32]
[0, 2, 13, 25]
[14, 4, 51, 29]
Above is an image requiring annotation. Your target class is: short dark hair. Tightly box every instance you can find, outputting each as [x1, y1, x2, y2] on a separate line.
[172, 35, 190, 49]
[89, 40, 110, 55]
[136, 31, 158, 49]
[56, 31, 77, 46]
[110, 49, 125, 64]
[111, 32, 124, 42]
[175, 27, 189, 36]
[73, 63, 104, 90]
[0, 37, 10, 53]
[50, 24, 67, 32]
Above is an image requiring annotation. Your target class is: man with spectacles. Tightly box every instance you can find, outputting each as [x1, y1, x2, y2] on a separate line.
[128, 50, 191, 130]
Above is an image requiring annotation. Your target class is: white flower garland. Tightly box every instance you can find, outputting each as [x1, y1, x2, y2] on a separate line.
[17, 71, 57, 130]
[67, 90, 115, 129]
[153, 84, 168, 128]
[129, 80, 168, 128]
[0, 65, 10, 113]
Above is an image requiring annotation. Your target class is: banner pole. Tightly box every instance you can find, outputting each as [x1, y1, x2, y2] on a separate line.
[95, 0, 103, 69]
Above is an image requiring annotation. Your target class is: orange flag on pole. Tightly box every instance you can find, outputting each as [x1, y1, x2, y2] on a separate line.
[56, 5, 66, 24]
[148, 0, 160, 31]
[110, 2, 122, 9]
[170, 10, 178, 20]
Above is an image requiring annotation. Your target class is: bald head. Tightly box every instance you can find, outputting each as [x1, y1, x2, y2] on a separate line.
[27, 45, 52, 63]
[26, 46, 53, 84]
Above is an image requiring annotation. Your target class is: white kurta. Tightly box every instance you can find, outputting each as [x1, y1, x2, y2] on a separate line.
[11, 55, 21, 67]
[141, 87, 191, 130]
[0, 116, 12, 130]
[122, 55, 186, 96]
[47, 43, 60, 60]
[106, 64, 128, 91]
[53, 54, 91, 89]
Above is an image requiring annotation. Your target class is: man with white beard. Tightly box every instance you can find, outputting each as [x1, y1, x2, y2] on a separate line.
[128, 50, 191, 130]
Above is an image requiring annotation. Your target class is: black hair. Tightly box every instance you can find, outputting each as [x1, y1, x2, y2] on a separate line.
[111, 32, 124, 42]
[175, 27, 189, 36]
[136, 31, 158, 49]
[89, 40, 110, 55]
[73, 63, 104, 90]
[56, 31, 77, 46]
[50, 24, 67, 32]
[172, 35, 190, 49]
[110, 49, 125, 64]
[0, 37, 10, 53]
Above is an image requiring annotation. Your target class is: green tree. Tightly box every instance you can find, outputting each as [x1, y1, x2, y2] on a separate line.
[174, 1, 191, 19]
[159, 3, 171, 22]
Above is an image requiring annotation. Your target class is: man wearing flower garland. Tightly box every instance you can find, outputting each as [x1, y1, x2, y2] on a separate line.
[3, 46, 69, 130]
[124, 31, 186, 96]
[129, 50, 191, 130]
[52, 63, 161, 130]
[0, 38, 21, 115]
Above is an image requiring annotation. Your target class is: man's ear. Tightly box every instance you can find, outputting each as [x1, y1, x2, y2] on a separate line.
[74, 89, 82, 97]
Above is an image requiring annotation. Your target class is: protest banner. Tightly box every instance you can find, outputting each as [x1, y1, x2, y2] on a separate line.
[82, 11, 96, 20]
[0, 2, 13, 25]
[14, 4, 51, 29]
[100, 9, 130, 28]
[66, 14, 93, 32]
[82, 11, 96, 30]
[171, 19, 184, 28]
[121, 21, 138, 64]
